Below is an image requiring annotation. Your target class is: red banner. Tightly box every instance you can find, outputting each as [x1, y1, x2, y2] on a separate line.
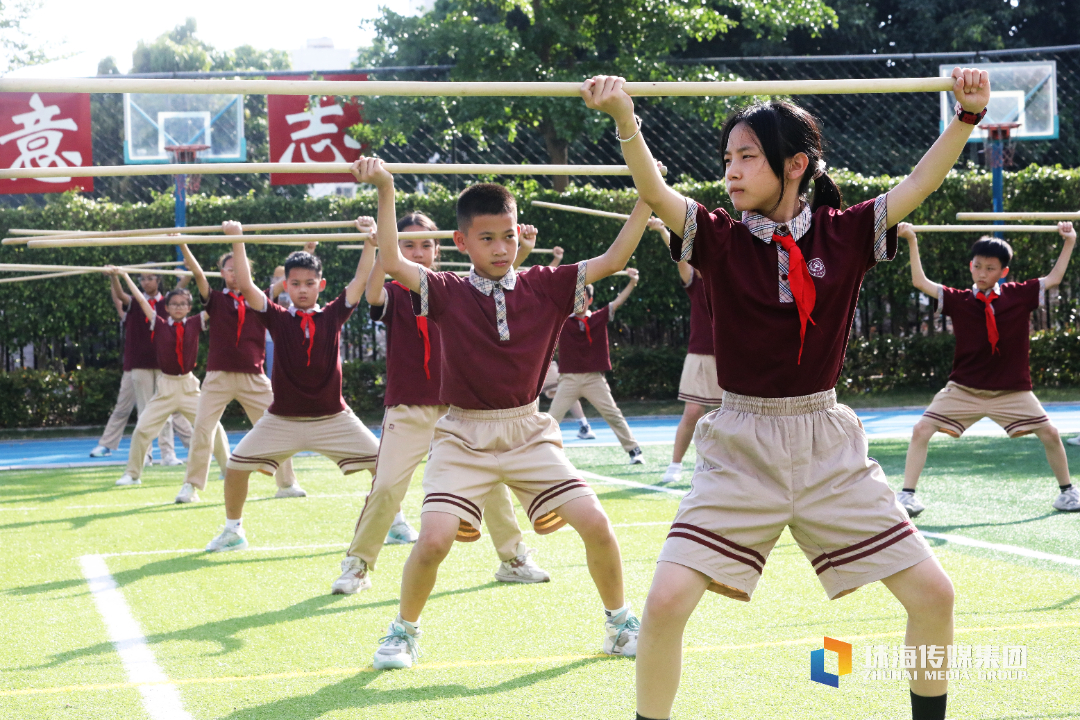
[0, 92, 93, 194]
[267, 74, 368, 185]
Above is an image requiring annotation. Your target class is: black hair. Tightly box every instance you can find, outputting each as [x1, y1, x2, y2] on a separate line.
[456, 183, 517, 231]
[283, 251, 322, 278]
[218, 251, 236, 269]
[584, 284, 595, 299]
[970, 237, 1013, 268]
[165, 288, 192, 305]
[397, 211, 439, 233]
[719, 100, 843, 214]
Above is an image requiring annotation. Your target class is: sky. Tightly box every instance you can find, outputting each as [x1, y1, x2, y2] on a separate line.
[18, 0, 419, 73]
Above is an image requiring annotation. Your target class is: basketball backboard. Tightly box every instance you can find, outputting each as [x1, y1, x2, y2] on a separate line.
[939, 61, 1057, 142]
[123, 93, 245, 164]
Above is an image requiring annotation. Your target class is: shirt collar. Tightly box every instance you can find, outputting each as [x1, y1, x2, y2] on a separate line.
[147, 292, 163, 302]
[741, 203, 813, 243]
[972, 282, 1002, 298]
[469, 265, 517, 295]
[288, 303, 320, 316]
[166, 315, 182, 326]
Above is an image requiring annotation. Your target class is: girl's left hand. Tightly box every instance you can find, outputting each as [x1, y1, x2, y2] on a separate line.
[951, 67, 991, 113]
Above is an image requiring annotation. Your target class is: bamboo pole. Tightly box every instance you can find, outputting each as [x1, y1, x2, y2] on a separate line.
[0, 163, 640, 181]
[0, 260, 187, 283]
[5, 219, 442, 242]
[955, 211, 1080, 221]
[0, 77, 956, 97]
[335, 244, 555, 254]
[0, 263, 220, 278]
[530, 200, 631, 220]
[24, 231, 456, 249]
[911, 225, 1062, 233]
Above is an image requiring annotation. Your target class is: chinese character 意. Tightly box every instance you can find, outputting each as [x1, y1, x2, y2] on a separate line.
[0, 93, 83, 182]
[277, 103, 361, 164]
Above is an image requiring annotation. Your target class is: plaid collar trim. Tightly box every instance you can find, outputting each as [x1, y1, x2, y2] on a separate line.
[741, 203, 812, 242]
[468, 266, 517, 295]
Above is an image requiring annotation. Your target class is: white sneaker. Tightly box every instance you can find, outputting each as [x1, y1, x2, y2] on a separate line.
[115, 473, 140, 486]
[1052, 486, 1080, 512]
[175, 482, 200, 504]
[494, 542, 551, 583]
[89, 445, 112, 458]
[373, 619, 421, 670]
[1067, 435, 1080, 446]
[161, 456, 185, 467]
[603, 608, 640, 657]
[331, 556, 372, 594]
[577, 423, 597, 440]
[661, 462, 683, 484]
[628, 447, 644, 465]
[896, 490, 925, 518]
[274, 484, 307, 498]
[205, 527, 248, 552]
[385, 518, 419, 544]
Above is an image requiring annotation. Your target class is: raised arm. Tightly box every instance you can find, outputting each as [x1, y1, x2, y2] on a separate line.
[581, 77, 685, 235]
[351, 157, 423, 293]
[179, 243, 210, 301]
[223, 222, 266, 311]
[108, 272, 128, 316]
[897, 223, 941, 297]
[347, 216, 380, 307]
[648, 216, 692, 285]
[609, 268, 639, 311]
[547, 246, 565, 268]
[583, 198, 652, 285]
[117, 270, 155, 322]
[1043, 221, 1077, 290]
[360, 218, 389, 307]
[514, 224, 538, 269]
[886, 68, 990, 226]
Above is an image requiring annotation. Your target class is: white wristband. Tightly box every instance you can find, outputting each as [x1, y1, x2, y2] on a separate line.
[615, 115, 643, 143]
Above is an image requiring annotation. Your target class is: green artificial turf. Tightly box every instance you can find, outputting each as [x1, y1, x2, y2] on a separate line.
[1, 438, 1078, 719]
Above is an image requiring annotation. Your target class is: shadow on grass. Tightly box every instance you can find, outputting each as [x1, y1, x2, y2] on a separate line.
[917, 511, 1061, 533]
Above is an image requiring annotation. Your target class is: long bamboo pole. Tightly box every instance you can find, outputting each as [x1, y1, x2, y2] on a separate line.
[6, 219, 397, 242]
[0, 77, 956, 97]
[335, 244, 555, 254]
[0, 263, 220, 278]
[0, 163, 639, 181]
[911, 225, 1061, 233]
[955, 211, 1080, 221]
[530, 200, 631, 220]
[24, 231, 457, 249]
[0, 260, 186, 284]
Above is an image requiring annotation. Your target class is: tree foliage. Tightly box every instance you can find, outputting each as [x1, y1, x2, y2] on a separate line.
[0, 0, 52, 72]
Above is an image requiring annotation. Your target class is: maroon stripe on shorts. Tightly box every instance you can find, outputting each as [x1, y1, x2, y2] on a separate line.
[922, 411, 966, 435]
[667, 531, 764, 574]
[811, 525, 916, 575]
[527, 481, 590, 520]
[1003, 415, 1049, 433]
[670, 522, 766, 564]
[337, 455, 377, 467]
[528, 479, 587, 516]
[811, 520, 911, 567]
[424, 492, 481, 518]
[423, 494, 482, 525]
[229, 453, 280, 471]
[678, 392, 723, 404]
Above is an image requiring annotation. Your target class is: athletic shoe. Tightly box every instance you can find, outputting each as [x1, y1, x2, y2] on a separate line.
[216, 471, 225, 481]
[274, 484, 307, 498]
[174, 482, 200, 504]
[661, 462, 683, 484]
[331, 556, 372, 594]
[1052, 486, 1080, 512]
[494, 542, 551, 584]
[1067, 435, 1080, 446]
[89, 445, 112, 458]
[161, 456, 185, 467]
[628, 447, 644, 465]
[577, 423, 597, 440]
[896, 490, 925, 518]
[603, 608, 640, 657]
[115, 473, 140, 486]
[385, 518, 419, 545]
[374, 620, 421, 670]
[205, 527, 248, 553]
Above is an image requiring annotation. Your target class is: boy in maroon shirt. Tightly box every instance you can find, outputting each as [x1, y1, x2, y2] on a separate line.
[899, 222, 1078, 516]
[204, 222, 381, 553]
[547, 267, 643, 461]
[353, 156, 650, 670]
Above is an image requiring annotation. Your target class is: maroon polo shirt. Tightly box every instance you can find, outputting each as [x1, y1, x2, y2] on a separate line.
[152, 314, 203, 376]
[372, 281, 443, 407]
[122, 293, 167, 371]
[412, 264, 583, 410]
[684, 273, 715, 356]
[940, 279, 1041, 391]
[557, 304, 614, 374]
[205, 289, 266, 375]
[670, 197, 897, 398]
[261, 289, 355, 417]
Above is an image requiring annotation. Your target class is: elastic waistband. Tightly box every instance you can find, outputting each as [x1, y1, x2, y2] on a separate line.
[721, 389, 836, 416]
[160, 372, 196, 381]
[449, 400, 540, 421]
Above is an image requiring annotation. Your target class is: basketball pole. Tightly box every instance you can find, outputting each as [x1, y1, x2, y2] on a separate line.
[983, 124, 1019, 240]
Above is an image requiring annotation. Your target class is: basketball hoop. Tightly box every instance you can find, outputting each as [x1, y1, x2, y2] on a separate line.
[982, 123, 1020, 170]
[164, 143, 209, 192]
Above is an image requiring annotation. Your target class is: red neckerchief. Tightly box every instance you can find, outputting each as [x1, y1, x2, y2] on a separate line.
[174, 319, 185, 370]
[391, 280, 431, 379]
[228, 290, 246, 346]
[772, 230, 816, 364]
[574, 313, 593, 345]
[296, 310, 316, 367]
[146, 295, 159, 340]
[975, 287, 1000, 355]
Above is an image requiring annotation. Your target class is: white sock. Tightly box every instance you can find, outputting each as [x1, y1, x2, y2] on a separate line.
[667, 462, 683, 472]
[225, 518, 242, 533]
[393, 511, 406, 524]
[395, 614, 419, 634]
[604, 604, 630, 620]
[578, 417, 589, 426]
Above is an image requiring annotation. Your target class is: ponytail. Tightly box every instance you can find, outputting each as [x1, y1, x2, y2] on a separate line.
[811, 171, 843, 212]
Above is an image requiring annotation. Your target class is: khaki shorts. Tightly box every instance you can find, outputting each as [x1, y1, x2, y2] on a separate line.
[421, 400, 595, 541]
[678, 353, 724, 406]
[542, 361, 560, 398]
[227, 410, 379, 476]
[921, 381, 1051, 438]
[659, 389, 932, 602]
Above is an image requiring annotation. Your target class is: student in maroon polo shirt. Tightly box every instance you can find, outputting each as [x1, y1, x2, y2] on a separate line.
[899, 222, 1078, 516]
[547, 267, 643, 462]
[354, 157, 649, 670]
[583, 67, 991, 720]
[204, 224, 382, 553]
[113, 273, 229, 487]
[331, 211, 551, 595]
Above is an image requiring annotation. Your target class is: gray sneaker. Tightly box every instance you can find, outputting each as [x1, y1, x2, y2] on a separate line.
[174, 482, 200, 504]
[205, 527, 248, 552]
[1052, 486, 1080, 512]
[331, 556, 372, 594]
[896, 490, 925, 518]
[89, 445, 112, 458]
[494, 542, 551, 584]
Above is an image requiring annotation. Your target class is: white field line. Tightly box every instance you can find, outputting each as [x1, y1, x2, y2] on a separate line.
[79, 555, 194, 720]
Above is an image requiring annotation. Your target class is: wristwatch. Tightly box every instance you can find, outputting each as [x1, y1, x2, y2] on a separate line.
[955, 101, 987, 125]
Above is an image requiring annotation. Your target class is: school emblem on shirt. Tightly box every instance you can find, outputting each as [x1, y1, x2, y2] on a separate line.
[807, 258, 826, 278]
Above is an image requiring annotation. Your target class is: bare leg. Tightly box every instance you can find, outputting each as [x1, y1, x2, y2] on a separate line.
[880, 557, 955, 699]
[223, 467, 252, 520]
[398, 511, 460, 623]
[555, 494, 625, 609]
[636, 561, 711, 719]
[903, 420, 939, 491]
[673, 402, 706, 464]
[1033, 425, 1072, 487]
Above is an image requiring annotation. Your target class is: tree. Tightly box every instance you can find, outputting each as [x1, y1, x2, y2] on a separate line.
[0, 0, 52, 72]
[351, 0, 837, 191]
